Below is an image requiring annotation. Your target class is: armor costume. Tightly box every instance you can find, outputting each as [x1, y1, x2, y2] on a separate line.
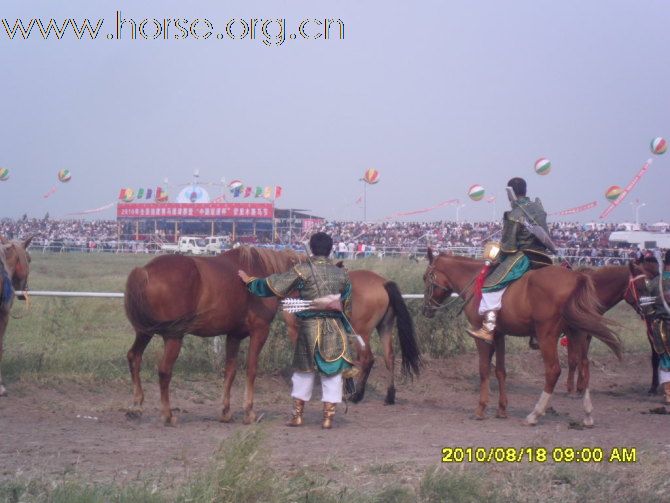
[482, 197, 553, 292]
[244, 254, 355, 427]
[645, 270, 670, 404]
[468, 179, 553, 344]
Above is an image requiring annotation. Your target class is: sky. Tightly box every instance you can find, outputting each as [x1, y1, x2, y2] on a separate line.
[1, 0, 669, 223]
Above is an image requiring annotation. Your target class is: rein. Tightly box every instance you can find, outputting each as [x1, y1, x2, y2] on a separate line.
[625, 273, 648, 319]
[424, 264, 478, 314]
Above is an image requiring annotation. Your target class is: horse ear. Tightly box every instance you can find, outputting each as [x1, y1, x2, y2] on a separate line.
[22, 235, 35, 249]
[427, 247, 434, 264]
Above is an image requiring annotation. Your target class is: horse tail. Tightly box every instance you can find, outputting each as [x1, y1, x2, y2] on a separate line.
[563, 273, 622, 360]
[384, 281, 423, 377]
[124, 267, 195, 336]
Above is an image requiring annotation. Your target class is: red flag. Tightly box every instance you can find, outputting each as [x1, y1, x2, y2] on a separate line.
[118, 188, 127, 200]
[244, 187, 252, 197]
[275, 186, 282, 198]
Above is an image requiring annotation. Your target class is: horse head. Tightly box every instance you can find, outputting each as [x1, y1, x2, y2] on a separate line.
[422, 248, 453, 318]
[625, 259, 652, 316]
[2, 236, 33, 293]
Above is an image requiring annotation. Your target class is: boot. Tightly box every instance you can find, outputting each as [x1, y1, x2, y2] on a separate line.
[664, 382, 670, 406]
[467, 311, 496, 344]
[286, 399, 305, 427]
[322, 402, 336, 429]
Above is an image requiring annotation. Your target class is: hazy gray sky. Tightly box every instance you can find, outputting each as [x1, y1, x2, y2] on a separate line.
[1, 0, 669, 222]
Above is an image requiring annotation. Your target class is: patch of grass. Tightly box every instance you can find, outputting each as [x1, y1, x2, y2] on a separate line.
[180, 427, 277, 503]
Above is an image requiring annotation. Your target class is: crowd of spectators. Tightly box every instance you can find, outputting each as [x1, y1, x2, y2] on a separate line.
[0, 217, 663, 265]
[311, 221, 654, 265]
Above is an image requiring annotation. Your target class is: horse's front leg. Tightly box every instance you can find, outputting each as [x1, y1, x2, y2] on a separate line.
[125, 331, 153, 418]
[243, 326, 270, 424]
[494, 335, 507, 418]
[220, 335, 241, 423]
[158, 336, 183, 426]
[649, 338, 660, 395]
[0, 314, 8, 397]
[475, 338, 495, 419]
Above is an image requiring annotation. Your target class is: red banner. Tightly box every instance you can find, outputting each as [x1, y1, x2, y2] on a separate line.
[383, 199, 461, 219]
[550, 201, 598, 216]
[117, 202, 274, 219]
[599, 159, 653, 219]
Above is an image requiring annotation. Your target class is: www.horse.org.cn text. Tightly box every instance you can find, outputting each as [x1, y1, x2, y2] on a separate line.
[1, 12, 345, 46]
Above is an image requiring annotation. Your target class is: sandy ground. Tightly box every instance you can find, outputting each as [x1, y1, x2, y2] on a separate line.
[1, 349, 669, 488]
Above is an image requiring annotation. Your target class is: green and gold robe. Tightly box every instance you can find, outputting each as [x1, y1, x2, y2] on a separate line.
[646, 271, 670, 372]
[483, 196, 553, 292]
[245, 257, 355, 375]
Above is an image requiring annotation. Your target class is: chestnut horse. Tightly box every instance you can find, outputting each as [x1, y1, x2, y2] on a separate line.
[566, 263, 650, 395]
[422, 250, 621, 426]
[284, 269, 422, 404]
[0, 237, 33, 397]
[124, 246, 301, 425]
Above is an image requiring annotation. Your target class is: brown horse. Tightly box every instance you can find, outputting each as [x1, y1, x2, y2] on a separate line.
[284, 268, 422, 404]
[566, 263, 650, 395]
[422, 250, 621, 426]
[0, 237, 33, 397]
[124, 246, 302, 425]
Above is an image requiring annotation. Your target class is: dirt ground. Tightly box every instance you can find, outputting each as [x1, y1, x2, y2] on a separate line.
[1, 349, 669, 489]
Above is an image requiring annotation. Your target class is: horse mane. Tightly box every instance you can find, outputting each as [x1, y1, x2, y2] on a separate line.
[230, 246, 304, 276]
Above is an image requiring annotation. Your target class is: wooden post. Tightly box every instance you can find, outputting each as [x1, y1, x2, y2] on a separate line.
[135, 221, 139, 240]
[232, 221, 236, 241]
[211, 221, 214, 236]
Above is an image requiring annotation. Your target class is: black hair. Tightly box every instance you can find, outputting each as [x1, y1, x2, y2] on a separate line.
[309, 232, 333, 257]
[665, 249, 670, 266]
[507, 177, 527, 197]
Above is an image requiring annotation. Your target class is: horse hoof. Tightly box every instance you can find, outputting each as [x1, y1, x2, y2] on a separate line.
[219, 412, 234, 423]
[164, 415, 177, 427]
[495, 411, 507, 419]
[243, 412, 256, 425]
[523, 416, 538, 426]
[0, 386, 7, 397]
[582, 418, 594, 428]
[125, 407, 143, 420]
[648, 388, 658, 395]
[384, 388, 396, 405]
[349, 392, 364, 404]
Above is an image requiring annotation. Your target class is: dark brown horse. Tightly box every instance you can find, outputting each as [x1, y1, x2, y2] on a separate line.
[566, 264, 650, 395]
[124, 246, 302, 425]
[284, 269, 422, 404]
[422, 250, 621, 426]
[0, 237, 33, 397]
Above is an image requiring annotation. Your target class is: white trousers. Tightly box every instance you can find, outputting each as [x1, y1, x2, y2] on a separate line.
[478, 288, 506, 315]
[291, 371, 343, 403]
[659, 368, 670, 385]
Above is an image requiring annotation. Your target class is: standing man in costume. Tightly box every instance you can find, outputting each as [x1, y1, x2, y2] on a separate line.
[644, 249, 670, 405]
[238, 232, 356, 429]
[467, 177, 554, 344]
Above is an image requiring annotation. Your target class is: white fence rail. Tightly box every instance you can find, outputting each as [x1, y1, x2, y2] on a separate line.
[15, 290, 428, 300]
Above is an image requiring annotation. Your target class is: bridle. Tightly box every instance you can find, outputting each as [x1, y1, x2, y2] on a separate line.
[625, 272, 649, 318]
[423, 263, 476, 313]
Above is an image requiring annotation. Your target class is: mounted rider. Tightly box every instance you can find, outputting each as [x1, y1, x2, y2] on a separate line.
[467, 177, 555, 344]
[644, 249, 670, 405]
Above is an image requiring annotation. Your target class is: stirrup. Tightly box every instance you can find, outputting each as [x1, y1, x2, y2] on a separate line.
[466, 326, 494, 344]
